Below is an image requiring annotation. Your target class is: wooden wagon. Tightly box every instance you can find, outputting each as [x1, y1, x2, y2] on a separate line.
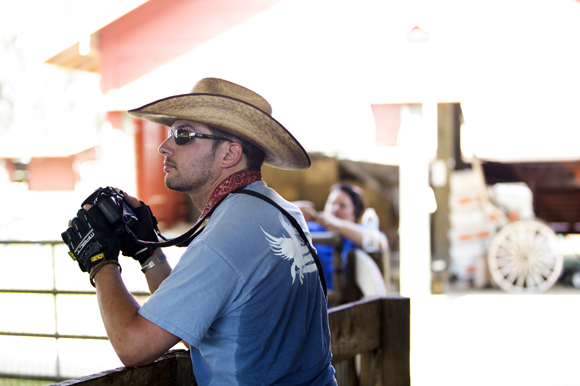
[460, 156, 565, 293]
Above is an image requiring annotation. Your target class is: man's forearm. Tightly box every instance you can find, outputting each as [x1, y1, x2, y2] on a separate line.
[141, 248, 172, 294]
[93, 264, 179, 367]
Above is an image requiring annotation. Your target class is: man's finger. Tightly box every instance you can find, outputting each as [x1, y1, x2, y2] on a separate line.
[122, 191, 142, 208]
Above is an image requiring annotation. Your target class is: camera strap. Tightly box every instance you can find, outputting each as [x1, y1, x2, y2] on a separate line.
[130, 187, 241, 249]
[130, 188, 327, 297]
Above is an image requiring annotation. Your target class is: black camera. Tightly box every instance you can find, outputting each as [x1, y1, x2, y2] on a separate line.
[82, 187, 138, 234]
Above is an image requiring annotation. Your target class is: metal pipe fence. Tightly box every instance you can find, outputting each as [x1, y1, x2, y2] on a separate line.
[0, 240, 150, 383]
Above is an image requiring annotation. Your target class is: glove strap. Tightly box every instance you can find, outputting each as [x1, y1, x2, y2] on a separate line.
[90, 260, 122, 288]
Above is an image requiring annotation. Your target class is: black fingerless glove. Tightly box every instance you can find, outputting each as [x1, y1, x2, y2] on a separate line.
[119, 201, 160, 264]
[61, 206, 120, 273]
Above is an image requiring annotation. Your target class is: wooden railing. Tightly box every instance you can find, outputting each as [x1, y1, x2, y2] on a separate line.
[52, 296, 410, 386]
[329, 296, 410, 386]
[52, 350, 194, 386]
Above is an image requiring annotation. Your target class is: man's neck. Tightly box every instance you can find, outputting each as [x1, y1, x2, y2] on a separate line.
[189, 168, 239, 211]
[191, 168, 263, 222]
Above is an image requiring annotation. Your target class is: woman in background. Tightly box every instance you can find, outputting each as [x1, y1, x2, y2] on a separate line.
[295, 183, 388, 291]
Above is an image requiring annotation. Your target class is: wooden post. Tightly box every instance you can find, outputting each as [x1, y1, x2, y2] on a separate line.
[329, 296, 410, 386]
[432, 103, 459, 292]
[382, 296, 411, 386]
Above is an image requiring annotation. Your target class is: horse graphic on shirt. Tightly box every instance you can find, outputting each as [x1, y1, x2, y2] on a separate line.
[261, 213, 317, 285]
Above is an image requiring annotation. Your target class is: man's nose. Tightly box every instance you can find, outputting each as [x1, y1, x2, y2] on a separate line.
[158, 136, 174, 156]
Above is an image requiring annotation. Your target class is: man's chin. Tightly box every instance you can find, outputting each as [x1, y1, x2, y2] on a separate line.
[165, 177, 186, 193]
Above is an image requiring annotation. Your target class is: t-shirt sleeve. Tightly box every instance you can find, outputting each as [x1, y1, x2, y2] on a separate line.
[138, 242, 242, 347]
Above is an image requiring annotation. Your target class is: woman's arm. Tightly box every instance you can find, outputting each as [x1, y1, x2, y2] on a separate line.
[316, 213, 389, 251]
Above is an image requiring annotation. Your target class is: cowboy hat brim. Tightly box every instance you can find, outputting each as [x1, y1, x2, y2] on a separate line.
[128, 93, 311, 171]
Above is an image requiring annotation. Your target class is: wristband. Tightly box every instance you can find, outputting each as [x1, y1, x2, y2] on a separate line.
[89, 260, 122, 288]
[141, 253, 167, 274]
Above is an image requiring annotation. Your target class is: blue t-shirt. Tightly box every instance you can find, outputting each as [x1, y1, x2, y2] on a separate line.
[139, 181, 336, 386]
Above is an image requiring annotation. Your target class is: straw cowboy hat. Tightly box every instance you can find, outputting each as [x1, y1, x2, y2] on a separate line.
[128, 78, 311, 171]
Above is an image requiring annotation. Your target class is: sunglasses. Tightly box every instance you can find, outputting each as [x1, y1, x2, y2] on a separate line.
[168, 128, 233, 146]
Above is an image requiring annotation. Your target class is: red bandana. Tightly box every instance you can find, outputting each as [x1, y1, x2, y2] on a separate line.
[198, 169, 262, 221]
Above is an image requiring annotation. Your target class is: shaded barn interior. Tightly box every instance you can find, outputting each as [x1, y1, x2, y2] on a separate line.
[481, 161, 580, 233]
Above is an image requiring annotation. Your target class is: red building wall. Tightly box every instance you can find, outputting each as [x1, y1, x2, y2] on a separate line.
[99, 0, 283, 92]
[5, 148, 97, 191]
[27, 157, 76, 191]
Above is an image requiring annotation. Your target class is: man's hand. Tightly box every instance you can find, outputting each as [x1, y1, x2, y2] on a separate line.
[61, 206, 120, 273]
[119, 191, 160, 264]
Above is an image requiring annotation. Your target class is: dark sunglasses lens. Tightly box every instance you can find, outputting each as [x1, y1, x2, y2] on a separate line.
[174, 129, 190, 145]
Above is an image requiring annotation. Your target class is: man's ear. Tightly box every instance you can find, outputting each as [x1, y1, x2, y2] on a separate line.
[220, 141, 244, 168]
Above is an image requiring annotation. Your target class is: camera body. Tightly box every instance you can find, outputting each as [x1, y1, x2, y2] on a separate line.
[83, 187, 138, 234]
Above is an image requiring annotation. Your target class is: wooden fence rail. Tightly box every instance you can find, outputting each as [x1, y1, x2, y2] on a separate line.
[52, 296, 410, 386]
[329, 296, 410, 386]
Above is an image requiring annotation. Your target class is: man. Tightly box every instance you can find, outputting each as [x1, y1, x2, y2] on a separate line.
[62, 78, 337, 385]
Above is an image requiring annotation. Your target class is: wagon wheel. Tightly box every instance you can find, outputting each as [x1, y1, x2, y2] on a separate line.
[487, 219, 563, 294]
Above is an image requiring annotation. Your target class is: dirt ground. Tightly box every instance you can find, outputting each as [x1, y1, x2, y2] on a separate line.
[409, 284, 580, 386]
